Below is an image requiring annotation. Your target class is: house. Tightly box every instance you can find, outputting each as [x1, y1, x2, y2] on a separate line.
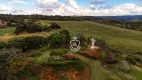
[0, 21, 8, 26]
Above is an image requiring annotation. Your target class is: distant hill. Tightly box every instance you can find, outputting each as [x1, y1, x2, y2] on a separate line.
[95, 15, 142, 22]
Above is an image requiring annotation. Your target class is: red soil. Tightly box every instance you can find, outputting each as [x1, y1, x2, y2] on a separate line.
[33, 66, 86, 80]
[80, 47, 100, 58]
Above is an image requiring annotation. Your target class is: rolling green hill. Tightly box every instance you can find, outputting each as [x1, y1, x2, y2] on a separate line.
[39, 20, 142, 54]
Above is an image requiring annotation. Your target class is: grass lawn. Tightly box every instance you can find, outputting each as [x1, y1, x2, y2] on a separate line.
[30, 48, 70, 63]
[0, 27, 15, 36]
[131, 67, 142, 80]
[75, 54, 120, 80]
[39, 20, 142, 54]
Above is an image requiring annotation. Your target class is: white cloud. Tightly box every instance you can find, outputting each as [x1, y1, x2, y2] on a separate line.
[1, 0, 142, 16]
[65, 0, 80, 8]
[8, 0, 27, 4]
[34, 0, 142, 16]
[35, 0, 61, 11]
[0, 5, 26, 14]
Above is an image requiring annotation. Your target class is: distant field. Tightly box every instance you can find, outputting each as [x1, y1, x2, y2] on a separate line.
[39, 20, 142, 54]
[0, 27, 15, 36]
[0, 21, 142, 54]
[0, 27, 59, 40]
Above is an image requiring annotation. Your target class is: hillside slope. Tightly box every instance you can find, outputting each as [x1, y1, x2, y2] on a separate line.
[40, 20, 142, 54]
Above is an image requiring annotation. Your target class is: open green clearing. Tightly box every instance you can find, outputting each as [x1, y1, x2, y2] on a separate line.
[75, 54, 121, 80]
[39, 20, 142, 54]
[131, 67, 142, 80]
[30, 48, 69, 63]
[0, 27, 16, 36]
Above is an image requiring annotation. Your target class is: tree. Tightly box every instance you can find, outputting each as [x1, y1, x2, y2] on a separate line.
[49, 22, 61, 29]
[60, 30, 71, 44]
[7, 36, 49, 52]
[49, 30, 71, 48]
[15, 23, 25, 35]
[0, 48, 27, 80]
[26, 22, 42, 33]
[0, 41, 6, 49]
[49, 33, 66, 48]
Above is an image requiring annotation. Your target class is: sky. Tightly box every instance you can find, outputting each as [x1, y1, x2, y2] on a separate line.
[0, 0, 142, 16]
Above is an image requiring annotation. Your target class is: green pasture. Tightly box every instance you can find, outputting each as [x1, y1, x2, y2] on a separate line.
[0, 27, 16, 36]
[39, 20, 142, 54]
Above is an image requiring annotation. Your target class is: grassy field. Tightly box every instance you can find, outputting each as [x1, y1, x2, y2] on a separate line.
[75, 54, 120, 80]
[0, 27, 15, 36]
[39, 20, 142, 54]
[131, 67, 142, 80]
[0, 28, 59, 40]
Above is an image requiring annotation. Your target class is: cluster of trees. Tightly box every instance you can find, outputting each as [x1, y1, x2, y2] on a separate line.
[15, 21, 61, 35]
[48, 30, 71, 48]
[0, 36, 49, 52]
[97, 19, 142, 31]
[0, 30, 70, 51]
[0, 14, 94, 21]
[0, 29, 71, 79]
[0, 48, 27, 80]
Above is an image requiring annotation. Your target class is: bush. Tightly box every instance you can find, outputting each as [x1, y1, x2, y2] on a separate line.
[26, 23, 42, 33]
[0, 48, 27, 80]
[0, 41, 6, 49]
[126, 54, 137, 64]
[119, 60, 131, 72]
[49, 30, 71, 48]
[136, 52, 142, 56]
[7, 36, 49, 52]
[50, 50, 68, 56]
[126, 54, 142, 65]
[15, 21, 61, 34]
[49, 22, 61, 29]
[117, 72, 133, 80]
[107, 74, 119, 80]
[15, 24, 25, 35]
[28, 52, 41, 57]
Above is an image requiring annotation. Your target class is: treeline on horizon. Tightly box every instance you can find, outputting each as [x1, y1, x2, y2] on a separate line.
[0, 14, 142, 31]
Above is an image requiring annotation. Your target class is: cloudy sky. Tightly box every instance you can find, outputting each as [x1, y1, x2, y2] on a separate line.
[0, 0, 142, 16]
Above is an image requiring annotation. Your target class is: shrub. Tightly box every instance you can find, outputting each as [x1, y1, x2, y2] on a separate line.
[15, 24, 25, 35]
[107, 74, 119, 80]
[49, 30, 71, 48]
[126, 54, 142, 65]
[49, 22, 61, 29]
[7, 36, 49, 52]
[0, 48, 27, 80]
[28, 52, 41, 57]
[117, 72, 133, 80]
[0, 41, 6, 49]
[119, 60, 131, 72]
[14, 21, 61, 34]
[50, 50, 68, 56]
[136, 52, 142, 56]
[105, 55, 114, 63]
[126, 54, 137, 64]
[26, 23, 42, 33]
